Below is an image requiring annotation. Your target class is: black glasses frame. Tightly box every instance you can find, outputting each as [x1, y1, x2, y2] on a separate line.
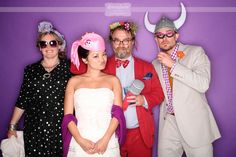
[155, 31, 176, 39]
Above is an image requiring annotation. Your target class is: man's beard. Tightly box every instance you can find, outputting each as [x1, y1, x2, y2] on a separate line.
[160, 46, 172, 52]
[115, 48, 129, 59]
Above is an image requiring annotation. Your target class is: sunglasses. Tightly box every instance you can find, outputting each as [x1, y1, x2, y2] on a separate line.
[155, 31, 176, 39]
[38, 40, 58, 49]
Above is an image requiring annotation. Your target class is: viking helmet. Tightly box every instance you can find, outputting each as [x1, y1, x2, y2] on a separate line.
[155, 17, 177, 31]
[144, 3, 187, 33]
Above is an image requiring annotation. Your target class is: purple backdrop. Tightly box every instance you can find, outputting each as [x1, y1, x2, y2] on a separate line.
[1, 0, 236, 156]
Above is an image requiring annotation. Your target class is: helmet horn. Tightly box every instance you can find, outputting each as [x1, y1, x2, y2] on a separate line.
[174, 2, 186, 29]
[144, 11, 156, 33]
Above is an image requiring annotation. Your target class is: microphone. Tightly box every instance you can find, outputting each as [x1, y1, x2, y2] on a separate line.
[123, 79, 145, 110]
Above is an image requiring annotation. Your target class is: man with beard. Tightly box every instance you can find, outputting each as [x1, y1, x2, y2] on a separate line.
[104, 21, 164, 157]
[144, 3, 221, 157]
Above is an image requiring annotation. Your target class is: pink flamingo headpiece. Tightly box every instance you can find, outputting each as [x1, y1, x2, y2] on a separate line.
[71, 32, 105, 70]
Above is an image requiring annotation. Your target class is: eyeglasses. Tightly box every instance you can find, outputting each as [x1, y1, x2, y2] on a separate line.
[38, 40, 58, 48]
[112, 38, 132, 45]
[155, 31, 176, 39]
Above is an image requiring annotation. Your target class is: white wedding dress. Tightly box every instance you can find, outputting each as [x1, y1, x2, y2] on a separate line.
[67, 88, 120, 157]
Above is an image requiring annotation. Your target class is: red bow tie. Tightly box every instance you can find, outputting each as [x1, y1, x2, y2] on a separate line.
[115, 59, 130, 68]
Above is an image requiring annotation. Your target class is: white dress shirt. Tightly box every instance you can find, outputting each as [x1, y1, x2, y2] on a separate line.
[116, 56, 148, 128]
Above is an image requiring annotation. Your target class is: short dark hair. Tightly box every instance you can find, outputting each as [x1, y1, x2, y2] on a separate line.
[77, 46, 89, 59]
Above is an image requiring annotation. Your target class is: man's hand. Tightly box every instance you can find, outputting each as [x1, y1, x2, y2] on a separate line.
[126, 95, 144, 106]
[157, 52, 175, 68]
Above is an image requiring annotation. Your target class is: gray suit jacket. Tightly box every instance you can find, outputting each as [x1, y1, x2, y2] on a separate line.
[152, 42, 221, 147]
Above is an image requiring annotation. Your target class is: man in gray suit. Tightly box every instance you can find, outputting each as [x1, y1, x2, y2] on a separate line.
[144, 3, 221, 157]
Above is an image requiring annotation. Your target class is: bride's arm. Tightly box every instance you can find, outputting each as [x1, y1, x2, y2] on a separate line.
[94, 76, 123, 154]
[64, 77, 95, 154]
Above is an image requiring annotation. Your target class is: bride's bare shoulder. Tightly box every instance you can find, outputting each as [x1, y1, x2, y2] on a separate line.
[102, 73, 120, 84]
[68, 74, 86, 85]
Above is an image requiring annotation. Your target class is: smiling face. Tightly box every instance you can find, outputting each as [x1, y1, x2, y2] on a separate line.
[155, 27, 179, 54]
[111, 29, 134, 59]
[84, 50, 107, 70]
[39, 34, 61, 60]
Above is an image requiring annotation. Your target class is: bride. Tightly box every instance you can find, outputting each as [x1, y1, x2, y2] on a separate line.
[62, 32, 125, 157]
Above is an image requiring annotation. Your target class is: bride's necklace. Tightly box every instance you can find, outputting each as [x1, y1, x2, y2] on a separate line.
[41, 60, 60, 79]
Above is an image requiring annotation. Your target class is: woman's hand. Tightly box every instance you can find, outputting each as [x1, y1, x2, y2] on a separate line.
[94, 136, 109, 155]
[7, 130, 17, 138]
[78, 137, 96, 154]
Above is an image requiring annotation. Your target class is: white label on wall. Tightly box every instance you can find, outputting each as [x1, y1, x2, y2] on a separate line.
[105, 3, 131, 16]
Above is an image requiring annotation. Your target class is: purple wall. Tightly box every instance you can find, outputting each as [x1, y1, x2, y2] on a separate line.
[0, 0, 236, 156]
